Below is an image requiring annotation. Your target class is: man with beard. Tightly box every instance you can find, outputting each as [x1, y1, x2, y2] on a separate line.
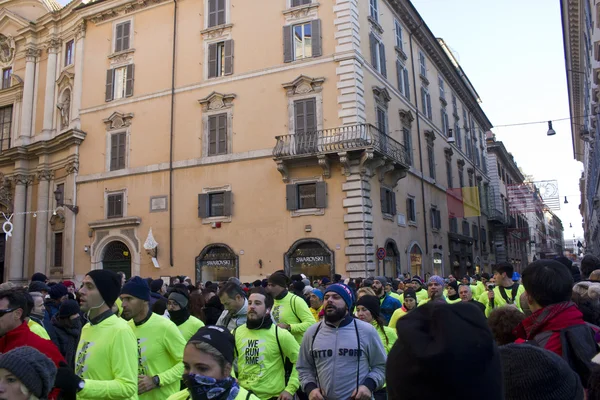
[419, 276, 446, 306]
[481, 263, 525, 317]
[400, 276, 428, 304]
[166, 287, 204, 341]
[233, 288, 299, 400]
[266, 272, 315, 345]
[371, 277, 400, 324]
[217, 282, 248, 331]
[120, 276, 186, 400]
[297, 284, 386, 400]
[53, 269, 138, 399]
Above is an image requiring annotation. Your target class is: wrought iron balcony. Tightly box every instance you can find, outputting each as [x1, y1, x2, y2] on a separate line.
[273, 124, 410, 184]
[487, 209, 508, 224]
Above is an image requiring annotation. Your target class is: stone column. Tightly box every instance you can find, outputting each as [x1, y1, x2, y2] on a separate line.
[42, 40, 60, 134]
[34, 170, 52, 274]
[9, 174, 31, 282]
[343, 158, 376, 278]
[18, 48, 40, 145]
[72, 22, 86, 128]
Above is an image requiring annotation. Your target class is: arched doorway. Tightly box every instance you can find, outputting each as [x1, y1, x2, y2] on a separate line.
[284, 239, 334, 282]
[195, 244, 238, 283]
[408, 243, 423, 277]
[383, 240, 400, 278]
[102, 241, 132, 278]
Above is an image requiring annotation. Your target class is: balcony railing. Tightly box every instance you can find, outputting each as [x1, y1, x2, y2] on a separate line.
[273, 123, 410, 167]
[487, 208, 507, 224]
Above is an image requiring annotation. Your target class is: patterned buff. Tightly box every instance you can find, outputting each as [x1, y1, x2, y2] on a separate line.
[184, 374, 240, 400]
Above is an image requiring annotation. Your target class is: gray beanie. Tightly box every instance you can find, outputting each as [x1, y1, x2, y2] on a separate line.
[499, 343, 584, 400]
[0, 346, 57, 398]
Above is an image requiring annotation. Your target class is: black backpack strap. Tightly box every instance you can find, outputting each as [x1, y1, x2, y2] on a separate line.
[246, 392, 251, 400]
[290, 294, 300, 321]
[275, 326, 285, 367]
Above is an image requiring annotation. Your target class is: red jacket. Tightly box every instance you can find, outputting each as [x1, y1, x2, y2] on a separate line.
[515, 302, 586, 356]
[0, 322, 65, 399]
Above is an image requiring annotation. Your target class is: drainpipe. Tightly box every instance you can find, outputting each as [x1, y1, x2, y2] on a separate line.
[409, 22, 429, 256]
[169, 0, 178, 267]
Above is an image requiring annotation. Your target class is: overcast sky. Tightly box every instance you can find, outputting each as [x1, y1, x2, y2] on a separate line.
[413, 0, 584, 245]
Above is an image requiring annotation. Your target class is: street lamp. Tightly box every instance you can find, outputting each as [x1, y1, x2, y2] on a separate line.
[54, 188, 79, 214]
[547, 121, 556, 136]
[564, 196, 569, 204]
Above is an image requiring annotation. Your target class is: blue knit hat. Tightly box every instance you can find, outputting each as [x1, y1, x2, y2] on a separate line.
[428, 275, 444, 286]
[121, 276, 150, 301]
[324, 283, 354, 310]
[312, 289, 324, 301]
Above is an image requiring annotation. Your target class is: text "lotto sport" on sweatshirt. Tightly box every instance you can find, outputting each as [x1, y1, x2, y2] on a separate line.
[311, 348, 364, 358]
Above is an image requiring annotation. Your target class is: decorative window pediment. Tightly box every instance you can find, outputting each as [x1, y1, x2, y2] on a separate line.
[457, 158, 465, 169]
[198, 91, 236, 112]
[282, 75, 325, 97]
[467, 167, 474, 175]
[56, 70, 74, 92]
[424, 130, 436, 144]
[399, 109, 414, 126]
[444, 147, 453, 160]
[373, 86, 392, 105]
[103, 111, 134, 130]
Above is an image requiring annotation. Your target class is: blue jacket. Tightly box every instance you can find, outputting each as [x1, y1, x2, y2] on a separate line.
[379, 293, 401, 324]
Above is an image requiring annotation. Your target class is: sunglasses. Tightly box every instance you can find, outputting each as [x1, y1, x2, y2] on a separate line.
[0, 308, 16, 317]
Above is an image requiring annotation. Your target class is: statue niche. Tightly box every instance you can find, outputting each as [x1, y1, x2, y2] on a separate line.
[57, 89, 71, 130]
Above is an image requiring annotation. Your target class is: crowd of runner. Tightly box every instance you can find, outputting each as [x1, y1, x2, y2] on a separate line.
[1, 256, 600, 399]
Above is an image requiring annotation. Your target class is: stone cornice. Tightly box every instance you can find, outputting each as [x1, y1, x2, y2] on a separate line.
[0, 129, 86, 168]
[88, 216, 142, 230]
[77, 0, 175, 25]
[388, 0, 492, 130]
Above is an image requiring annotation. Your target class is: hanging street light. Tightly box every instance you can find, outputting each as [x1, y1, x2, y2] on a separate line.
[547, 121, 556, 136]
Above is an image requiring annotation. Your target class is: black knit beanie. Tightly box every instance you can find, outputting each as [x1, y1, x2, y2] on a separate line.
[86, 269, 121, 307]
[59, 299, 80, 318]
[499, 343, 584, 400]
[0, 346, 56, 398]
[387, 302, 503, 399]
[190, 326, 235, 364]
[49, 283, 68, 300]
[268, 272, 289, 288]
[356, 295, 380, 319]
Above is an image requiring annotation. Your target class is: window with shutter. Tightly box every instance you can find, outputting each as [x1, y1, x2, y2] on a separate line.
[294, 98, 317, 135]
[370, 33, 379, 71]
[107, 193, 124, 219]
[378, 41, 386, 77]
[110, 132, 126, 171]
[438, 76, 445, 99]
[402, 128, 412, 166]
[369, 0, 378, 21]
[298, 183, 317, 209]
[293, 23, 313, 60]
[407, 198, 416, 222]
[419, 51, 426, 77]
[380, 187, 395, 215]
[114, 21, 131, 53]
[208, 0, 226, 28]
[421, 87, 427, 117]
[54, 232, 63, 267]
[209, 192, 225, 217]
[426, 92, 432, 119]
[394, 20, 403, 50]
[208, 41, 233, 78]
[396, 61, 404, 94]
[427, 144, 435, 179]
[315, 182, 327, 209]
[208, 113, 228, 156]
[403, 68, 410, 100]
[446, 160, 453, 188]
[376, 107, 387, 135]
[291, 0, 311, 6]
[462, 221, 470, 236]
[111, 66, 130, 100]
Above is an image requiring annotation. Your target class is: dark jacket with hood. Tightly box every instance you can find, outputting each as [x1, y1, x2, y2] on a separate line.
[51, 315, 83, 369]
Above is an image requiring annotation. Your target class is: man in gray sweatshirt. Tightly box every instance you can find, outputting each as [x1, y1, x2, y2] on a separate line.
[296, 284, 386, 400]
